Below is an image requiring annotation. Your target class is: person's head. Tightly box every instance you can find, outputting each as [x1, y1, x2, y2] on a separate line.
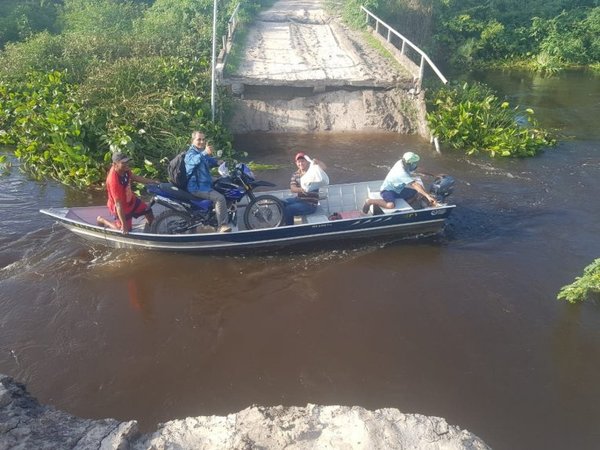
[295, 152, 309, 172]
[191, 131, 206, 150]
[401, 151, 420, 172]
[112, 152, 131, 173]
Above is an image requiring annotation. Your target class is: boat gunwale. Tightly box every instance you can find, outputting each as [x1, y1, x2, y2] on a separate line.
[39, 178, 456, 251]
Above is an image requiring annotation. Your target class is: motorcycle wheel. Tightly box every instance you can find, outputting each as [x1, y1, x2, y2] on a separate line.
[150, 210, 192, 234]
[243, 195, 285, 230]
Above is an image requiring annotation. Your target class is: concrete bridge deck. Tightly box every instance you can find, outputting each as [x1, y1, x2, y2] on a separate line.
[225, 0, 414, 92]
[223, 0, 427, 134]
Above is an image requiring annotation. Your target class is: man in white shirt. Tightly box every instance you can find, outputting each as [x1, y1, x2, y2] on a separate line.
[362, 152, 438, 213]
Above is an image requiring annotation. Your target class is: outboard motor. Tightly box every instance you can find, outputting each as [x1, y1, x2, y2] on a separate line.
[429, 174, 455, 203]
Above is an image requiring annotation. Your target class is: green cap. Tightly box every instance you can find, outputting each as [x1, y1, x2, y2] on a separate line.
[402, 152, 420, 164]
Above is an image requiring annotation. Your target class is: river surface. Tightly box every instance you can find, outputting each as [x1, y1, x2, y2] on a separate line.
[1, 70, 599, 449]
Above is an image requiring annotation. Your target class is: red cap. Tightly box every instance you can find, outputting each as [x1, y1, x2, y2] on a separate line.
[295, 152, 306, 161]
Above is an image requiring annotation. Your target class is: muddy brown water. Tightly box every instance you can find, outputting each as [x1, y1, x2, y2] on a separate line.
[1, 71, 599, 449]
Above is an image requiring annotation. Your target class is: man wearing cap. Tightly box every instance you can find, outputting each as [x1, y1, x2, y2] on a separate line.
[362, 152, 438, 214]
[184, 131, 230, 232]
[96, 152, 158, 234]
[283, 152, 326, 226]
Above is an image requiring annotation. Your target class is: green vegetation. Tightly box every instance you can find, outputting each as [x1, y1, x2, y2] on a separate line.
[426, 82, 555, 157]
[558, 259, 600, 304]
[337, 1, 564, 157]
[0, 0, 60, 49]
[0, 154, 10, 175]
[360, 0, 600, 74]
[0, 0, 268, 187]
[337, 0, 377, 28]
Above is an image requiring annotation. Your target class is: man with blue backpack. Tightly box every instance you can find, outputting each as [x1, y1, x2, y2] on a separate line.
[183, 131, 231, 232]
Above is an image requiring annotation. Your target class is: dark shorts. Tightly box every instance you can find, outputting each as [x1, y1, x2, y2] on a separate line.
[381, 188, 417, 203]
[115, 198, 151, 230]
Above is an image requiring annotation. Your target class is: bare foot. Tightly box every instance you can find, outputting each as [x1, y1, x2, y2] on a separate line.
[96, 216, 118, 230]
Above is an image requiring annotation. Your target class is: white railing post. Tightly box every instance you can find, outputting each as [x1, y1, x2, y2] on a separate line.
[417, 56, 425, 91]
[359, 6, 447, 86]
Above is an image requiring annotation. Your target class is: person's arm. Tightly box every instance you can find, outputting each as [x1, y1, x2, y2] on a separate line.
[290, 173, 304, 194]
[311, 158, 327, 170]
[201, 148, 220, 168]
[414, 170, 435, 177]
[408, 180, 438, 206]
[207, 157, 221, 168]
[131, 174, 159, 184]
[114, 200, 129, 234]
[202, 144, 224, 167]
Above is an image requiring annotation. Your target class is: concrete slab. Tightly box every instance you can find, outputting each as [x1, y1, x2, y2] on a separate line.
[226, 0, 412, 88]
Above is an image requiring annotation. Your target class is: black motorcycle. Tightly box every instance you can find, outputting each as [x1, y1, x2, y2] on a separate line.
[147, 163, 285, 234]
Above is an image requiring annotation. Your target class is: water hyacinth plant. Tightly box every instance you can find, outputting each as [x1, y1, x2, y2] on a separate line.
[0, 0, 246, 187]
[426, 82, 555, 157]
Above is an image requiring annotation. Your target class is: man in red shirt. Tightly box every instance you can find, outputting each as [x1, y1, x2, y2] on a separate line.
[96, 152, 158, 234]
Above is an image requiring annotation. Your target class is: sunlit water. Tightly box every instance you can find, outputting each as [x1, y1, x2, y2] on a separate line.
[1, 70, 599, 449]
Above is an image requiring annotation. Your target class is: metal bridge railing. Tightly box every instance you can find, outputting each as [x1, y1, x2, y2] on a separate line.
[361, 6, 447, 91]
[216, 3, 241, 82]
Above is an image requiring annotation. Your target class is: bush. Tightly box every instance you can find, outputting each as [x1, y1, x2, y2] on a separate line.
[0, 0, 242, 187]
[0, 32, 65, 82]
[0, 71, 103, 187]
[0, 0, 60, 49]
[371, 0, 600, 72]
[58, 0, 145, 35]
[426, 82, 555, 157]
[558, 259, 600, 304]
[339, 0, 379, 29]
[131, 0, 215, 59]
[77, 56, 215, 164]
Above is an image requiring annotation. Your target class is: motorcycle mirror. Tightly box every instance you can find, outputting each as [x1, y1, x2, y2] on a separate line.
[218, 162, 229, 177]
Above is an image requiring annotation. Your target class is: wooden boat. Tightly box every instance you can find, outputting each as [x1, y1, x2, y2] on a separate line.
[40, 180, 455, 252]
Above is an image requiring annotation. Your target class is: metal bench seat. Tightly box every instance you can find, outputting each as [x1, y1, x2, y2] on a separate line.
[367, 188, 413, 213]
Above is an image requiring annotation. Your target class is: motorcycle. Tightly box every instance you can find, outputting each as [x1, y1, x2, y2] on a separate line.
[147, 163, 285, 234]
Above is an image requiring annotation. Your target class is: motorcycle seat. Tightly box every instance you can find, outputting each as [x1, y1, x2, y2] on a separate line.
[158, 183, 199, 202]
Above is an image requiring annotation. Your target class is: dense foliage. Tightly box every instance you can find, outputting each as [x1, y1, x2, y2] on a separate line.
[426, 82, 555, 157]
[434, 2, 600, 73]
[0, 0, 60, 49]
[0, 0, 266, 187]
[351, 0, 600, 73]
[557, 259, 600, 304]
[336, 0, 561, 157]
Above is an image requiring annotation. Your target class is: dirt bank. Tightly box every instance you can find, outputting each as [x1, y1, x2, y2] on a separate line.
[1, 374, 490, 449]
[228, 87, 428, 135]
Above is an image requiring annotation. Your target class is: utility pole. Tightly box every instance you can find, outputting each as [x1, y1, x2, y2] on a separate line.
[210, 0, 218, 121]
